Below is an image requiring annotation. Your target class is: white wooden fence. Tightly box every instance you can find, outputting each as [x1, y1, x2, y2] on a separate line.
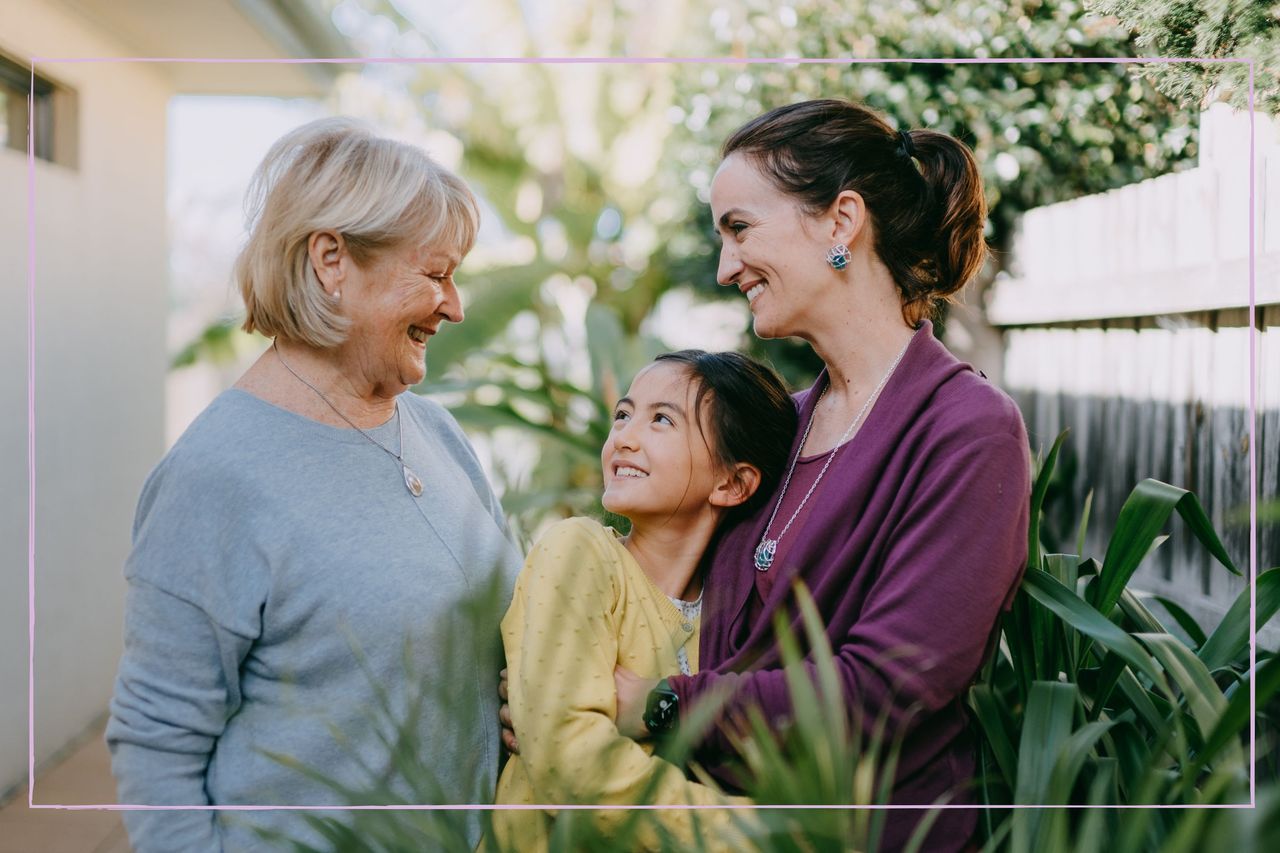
[987, 103, 1279, 647]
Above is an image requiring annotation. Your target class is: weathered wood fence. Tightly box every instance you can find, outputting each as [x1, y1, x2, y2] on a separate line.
[988, 103, 1279, 647]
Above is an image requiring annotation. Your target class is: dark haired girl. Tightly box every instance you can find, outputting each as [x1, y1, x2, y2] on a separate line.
[608, 99, 1032, 851]
[493, 350, 797, 850]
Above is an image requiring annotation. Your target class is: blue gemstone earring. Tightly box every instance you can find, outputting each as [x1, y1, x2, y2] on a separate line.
[826, 244, 852, 270]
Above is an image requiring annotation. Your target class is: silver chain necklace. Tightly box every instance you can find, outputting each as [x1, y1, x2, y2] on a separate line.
[753, 331, 916, 572]
[273, 343, 424, 497]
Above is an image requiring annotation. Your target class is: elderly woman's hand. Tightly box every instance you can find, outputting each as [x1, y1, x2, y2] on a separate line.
[498, 668, 519, 754]
[613, 666, 660, 739]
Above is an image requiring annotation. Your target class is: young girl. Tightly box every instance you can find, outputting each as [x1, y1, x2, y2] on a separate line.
[492, 350, 797, 851]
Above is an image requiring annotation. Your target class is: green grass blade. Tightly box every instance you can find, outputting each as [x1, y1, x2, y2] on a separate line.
[1191, 652, 1280, 779]
[1093, 480, 1183, 613]
[1042, 554, 1082, 678]
[1046, 717, 1128, 803]
[1011, 682, 1077, 851]
[1198, 567, 1280, 672]
[1119, 589, 1174, 636]
[969, 684, 1018, 786]
[794, 584, 850, 760]
[1076, 758, 1117, 845]
[1077, 488, 1094, 559]
[1015, 682, 1079, 804]
[1023, 569, 1165, 686]
[1137, 633, 1241, 782]
[1028, 430, 1070, 572]
[1112, 668, 1169, 748]
[1151, 596, 1208, 649]
[1094, 480, 1239, 619]
[1084, 651, 1129, 721]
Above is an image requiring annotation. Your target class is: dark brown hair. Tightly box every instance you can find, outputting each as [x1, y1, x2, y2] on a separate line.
[654, 350, 797, 518]
[722, 99, 988, 326]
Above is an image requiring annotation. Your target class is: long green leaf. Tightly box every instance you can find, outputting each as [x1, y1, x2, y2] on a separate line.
[1042, 554, 1082, 677]
[795, 584, 852, 788]
[1007, 590, 1036, 706]
[1046, 716, 1128, 803]
[1094, 479, 1239, 617]
[1137, 633, 1239, 776]
[969, 684, 1018, 787]
[1028, 430, 1069, 572]
[1023, 570, 1165, 686]
[1191, 653, 1280, 778]
[1076, 488, 1094, 559]
[1076, 757, 1117, 845]
[1198, 567, 1280, 672]
[1084, 652, 1129, 721]
[1152, 595, 1208, 649]
[1012, 682, 1077, 851]
[1015, 682, 1079, 804]
[1120, 589, 1174, 636]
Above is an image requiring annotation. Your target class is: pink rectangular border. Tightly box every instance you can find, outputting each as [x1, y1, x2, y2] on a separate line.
[25, 55, 1259, 814]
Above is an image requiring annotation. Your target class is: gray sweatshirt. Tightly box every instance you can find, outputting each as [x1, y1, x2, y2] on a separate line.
[106, 389, 521, 852]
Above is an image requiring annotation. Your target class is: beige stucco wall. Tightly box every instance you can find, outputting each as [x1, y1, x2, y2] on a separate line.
[1, 2, 169, 800]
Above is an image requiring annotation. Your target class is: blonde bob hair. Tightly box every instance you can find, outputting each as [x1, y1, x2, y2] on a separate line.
[236, 117, 480, 348]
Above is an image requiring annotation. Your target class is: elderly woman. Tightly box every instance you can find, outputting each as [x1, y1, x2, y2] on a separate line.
[106, 118, 521, 852]
[598, 100, 1031, 850]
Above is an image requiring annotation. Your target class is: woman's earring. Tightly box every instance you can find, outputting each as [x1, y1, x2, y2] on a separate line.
[826, 244, 852, 270]
[332, 289, 341, 300]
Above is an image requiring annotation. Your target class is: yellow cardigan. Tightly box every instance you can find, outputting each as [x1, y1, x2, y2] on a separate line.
[492, 517, 751, 851]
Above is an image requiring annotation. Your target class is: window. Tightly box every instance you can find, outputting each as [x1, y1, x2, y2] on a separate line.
[0, 52, 77, 167]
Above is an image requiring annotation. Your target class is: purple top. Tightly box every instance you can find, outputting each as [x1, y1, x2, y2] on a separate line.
[667, 322, 1030, 850]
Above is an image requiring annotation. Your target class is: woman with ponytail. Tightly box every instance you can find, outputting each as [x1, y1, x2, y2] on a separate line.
[612, 99, 1032, 850]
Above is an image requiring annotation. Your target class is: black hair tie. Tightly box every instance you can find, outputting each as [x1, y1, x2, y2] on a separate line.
[896, 129, 915, 160]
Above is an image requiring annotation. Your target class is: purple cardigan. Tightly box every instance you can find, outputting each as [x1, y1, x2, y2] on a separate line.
[666, 322, 1030, 850]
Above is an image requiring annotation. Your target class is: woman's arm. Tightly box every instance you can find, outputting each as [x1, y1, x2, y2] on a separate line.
[105, 452, 267, 853]
[106, 579, 254, 853]
[662, 429, 1030, 755]
[505, 521, 751, 847]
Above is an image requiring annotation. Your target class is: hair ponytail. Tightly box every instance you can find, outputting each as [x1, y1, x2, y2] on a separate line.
[903, 129, 988, 320]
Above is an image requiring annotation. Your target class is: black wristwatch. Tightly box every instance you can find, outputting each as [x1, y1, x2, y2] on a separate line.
[643, 678, 680, 735]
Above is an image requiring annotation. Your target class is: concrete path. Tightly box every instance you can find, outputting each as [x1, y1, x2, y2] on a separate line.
[0, 721, 128, 853]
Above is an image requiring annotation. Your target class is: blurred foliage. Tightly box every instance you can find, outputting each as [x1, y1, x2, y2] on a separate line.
[970, 432, 1280, 848]
[181, 0, 1206, 534]
[380, 0, 1200, 528]
[259, 580, 946, 851]
[260, 456, 1280, 850]
[346, 0, 715, 532]
[170, 316, 266, 369]
[659, 0, 1201, 378]
[1088, 0, 1280, 115]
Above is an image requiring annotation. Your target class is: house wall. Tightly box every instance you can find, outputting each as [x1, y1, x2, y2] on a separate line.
[0, 2, 168, 800]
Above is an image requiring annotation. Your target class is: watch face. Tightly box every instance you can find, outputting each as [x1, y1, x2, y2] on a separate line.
[645, 686, 679, 733]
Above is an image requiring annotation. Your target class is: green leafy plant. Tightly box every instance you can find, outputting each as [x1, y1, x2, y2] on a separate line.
[970, 431, 1280, 851]
[259, 430, 1280, 851]
[256, 578, 921, 852]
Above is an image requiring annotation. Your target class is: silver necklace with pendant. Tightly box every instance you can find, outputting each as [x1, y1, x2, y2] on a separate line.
[273, 343, 424, 497]
[753, 331, 916, 572]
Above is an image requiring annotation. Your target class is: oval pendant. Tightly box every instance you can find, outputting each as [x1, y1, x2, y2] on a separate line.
[403, 466, 423, 497]
[754, 539, 777, 572]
